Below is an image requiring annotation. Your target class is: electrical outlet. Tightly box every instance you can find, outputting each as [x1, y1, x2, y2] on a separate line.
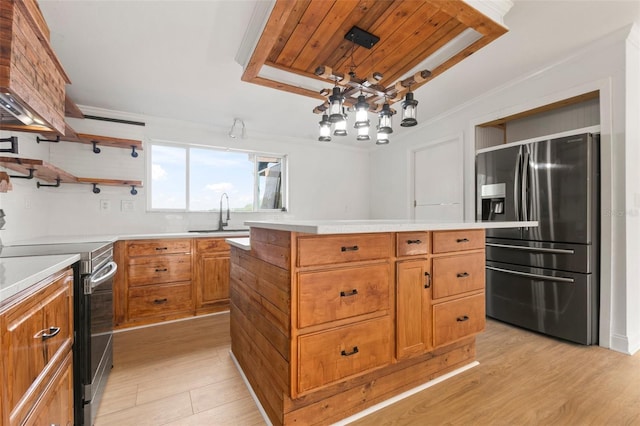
[100, 199, 111, 212]
[24, 197, 32, 210]
[121, 200, 134, 212]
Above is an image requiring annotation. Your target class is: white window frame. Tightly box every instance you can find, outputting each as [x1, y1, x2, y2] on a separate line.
[146, 140, 288, 213]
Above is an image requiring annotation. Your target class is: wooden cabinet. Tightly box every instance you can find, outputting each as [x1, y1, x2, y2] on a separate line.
[0, 268, 74, 426]
[194, 238, 231, 314]
[114, 237, 234, 328]
[433, 293, 485, 347]
[297, 233, 392, 267]
[396, 259, 432, 359]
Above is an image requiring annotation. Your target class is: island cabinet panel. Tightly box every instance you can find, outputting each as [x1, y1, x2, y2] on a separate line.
[396, 259, 432, 360]
[433, 293, 485, 347]
[0, 268, 74, 426]
[432, 229, 485, 253]
[230, 228, 487, 426]
[297, 233, 392, 267]
[297, 316, 392, 393]
[432, 252, 485, 299]
[297, 263, 391, 328]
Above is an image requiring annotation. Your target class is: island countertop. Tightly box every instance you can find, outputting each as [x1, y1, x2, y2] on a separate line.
[243, 219, 537, 234]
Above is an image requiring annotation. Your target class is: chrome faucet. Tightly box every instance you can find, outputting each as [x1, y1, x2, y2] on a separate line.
[218, 193, 230, 231]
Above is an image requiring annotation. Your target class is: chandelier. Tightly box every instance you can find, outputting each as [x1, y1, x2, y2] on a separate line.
[315, 26, 430, 145]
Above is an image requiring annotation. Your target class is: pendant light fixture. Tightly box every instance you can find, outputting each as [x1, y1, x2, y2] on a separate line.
[328, 86, 345, 123]
[376, 102, 393, 144]
[333, 111, 348, 136]
[353, 94, 370, 141]
[318, 114, 332, 142]
[401, 91, 418, 127]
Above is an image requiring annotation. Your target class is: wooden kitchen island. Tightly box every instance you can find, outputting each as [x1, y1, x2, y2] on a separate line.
[228, 220, 533, 425]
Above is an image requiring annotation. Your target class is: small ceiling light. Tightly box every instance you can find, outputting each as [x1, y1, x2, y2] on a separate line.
[228, 118, 246, 139]
[356, 125, 370, 141]
[401, 91, 418, 127]
[353, 94, 370, 129]
[378, 102, 393, 135]
[328, 86, 345, 123]
[318, 114, 332, 142]
[333, 111, 348, 136]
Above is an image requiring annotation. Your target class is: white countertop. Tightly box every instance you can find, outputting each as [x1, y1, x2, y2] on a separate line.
[0, 254, 81, 305]
[243, 220, 538, 234]
[226, 237, 251, 251]
[9, 230, 250, 245]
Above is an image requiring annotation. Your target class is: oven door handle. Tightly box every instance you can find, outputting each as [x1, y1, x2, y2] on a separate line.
[90, 261, 118, 290]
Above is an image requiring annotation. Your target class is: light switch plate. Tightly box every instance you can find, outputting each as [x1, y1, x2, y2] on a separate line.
[100, 199, 111, 212]
[121, 200, 134, 212]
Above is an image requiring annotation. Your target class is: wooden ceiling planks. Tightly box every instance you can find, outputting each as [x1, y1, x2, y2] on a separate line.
[242, 0, 509, 112]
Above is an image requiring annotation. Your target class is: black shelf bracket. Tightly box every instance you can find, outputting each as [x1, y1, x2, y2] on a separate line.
[36, 178, 61, 189]
[36, 135, 60, 143]
[92, 142, 101, 154]
[92, 183, 101, 194]
[130, 185, 138, 195]
[0, 136, 19, 153]
[9, 168, 35, 180]
[131, 146, 139, 158]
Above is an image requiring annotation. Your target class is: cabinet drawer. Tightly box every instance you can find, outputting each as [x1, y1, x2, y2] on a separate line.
[432, 252, 485, 299]
[128, 282, 193, 319]
[396, 232, 429, 257]
[127, 254, 192, 286]
[432, 230, 484, 253]
[433, 294, 485, 347]
[298, 316, 392, 393]
[127, 239, 191, 257]
[298, 264, 390, 328]
[297, 234, 392, 267]
[196, 238, 230, 253]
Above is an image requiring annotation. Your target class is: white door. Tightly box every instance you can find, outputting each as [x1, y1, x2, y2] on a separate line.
[413, 137, 463, 221]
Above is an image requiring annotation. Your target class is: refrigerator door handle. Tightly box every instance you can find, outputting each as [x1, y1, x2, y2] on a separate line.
[485, 243, 575, 255]
[486, 266, 575, 283]
[522, 148, 530, 226]
[514, 146, 522, 221]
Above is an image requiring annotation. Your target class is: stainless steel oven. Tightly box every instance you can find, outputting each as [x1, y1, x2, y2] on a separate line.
[0, 241, 117, 425]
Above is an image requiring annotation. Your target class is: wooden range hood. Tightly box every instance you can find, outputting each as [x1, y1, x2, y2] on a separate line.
[238, 0, 512, 111]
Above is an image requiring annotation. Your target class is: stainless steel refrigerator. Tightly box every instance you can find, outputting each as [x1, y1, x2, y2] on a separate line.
[476, 132, 599, 344]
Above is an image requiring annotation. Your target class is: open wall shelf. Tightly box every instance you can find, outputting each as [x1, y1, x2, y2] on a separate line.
[0, 156, 142, 194]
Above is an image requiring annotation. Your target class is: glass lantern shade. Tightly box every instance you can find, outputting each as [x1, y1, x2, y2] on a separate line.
[376, 129, 390, 144]
[401, 92, 418, 127]
[354, 94, 370, 129]
[333, 117, 348, 136]
[318, 114, 332, 142]
[378, 103, 393, 134]
[356, 125, 370, 141]
[328, 86, 345, 123]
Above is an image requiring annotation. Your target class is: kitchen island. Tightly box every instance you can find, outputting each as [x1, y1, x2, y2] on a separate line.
[229, 220, 534, 425]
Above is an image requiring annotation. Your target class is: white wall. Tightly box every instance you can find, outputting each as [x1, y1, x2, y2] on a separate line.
[0, 110, 371, 243]
[370, 25, 639, 354]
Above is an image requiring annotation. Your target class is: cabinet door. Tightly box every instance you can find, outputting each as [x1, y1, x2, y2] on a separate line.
[197, 254, 230, 307]
[396, 259, 432, 360]
[23, 352, 74, 426]
[42, 274, 73, 364]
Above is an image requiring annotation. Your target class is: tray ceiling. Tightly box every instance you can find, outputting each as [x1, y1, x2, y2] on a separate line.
[239, 0, 510, 111]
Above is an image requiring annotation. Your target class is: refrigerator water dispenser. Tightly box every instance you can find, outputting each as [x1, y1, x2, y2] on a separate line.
[481, 183, 505, 220]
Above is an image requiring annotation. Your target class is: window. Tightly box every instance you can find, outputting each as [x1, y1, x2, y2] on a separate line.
[149, 142, 286, 212]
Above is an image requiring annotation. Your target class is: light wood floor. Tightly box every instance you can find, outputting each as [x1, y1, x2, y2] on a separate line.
[96, 313, 640, 425]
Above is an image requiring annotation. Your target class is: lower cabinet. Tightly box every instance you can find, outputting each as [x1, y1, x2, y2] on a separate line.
[114, 237, 233, 328]
[0, 268, 74, 426]
[396, 259, 432, 359]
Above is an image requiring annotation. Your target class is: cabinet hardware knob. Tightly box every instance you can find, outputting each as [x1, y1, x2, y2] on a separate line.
[155, 247, 168, 251]
[407, 239, 422, 245]
[456, 315, 470, 322]
[456, 238, 470, 243]
[341, 245, 359, 252]
[36, 326, 61, 341]
[155, 268, 168, 272]
[340, 346, 359, 357]
[457, 272, 469, 278]
[340, 289, 358, 297]
[153, 298, 168, 304]
[424, 271, 431, 289]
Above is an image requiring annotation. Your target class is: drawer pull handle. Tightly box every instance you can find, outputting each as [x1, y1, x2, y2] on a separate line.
[155, 268, 168, 272]
[340, 289, 358, 297]
[37, 326, 61, 341]
[407, 239, 422, 245]
[155, 247, 168, 251]
[424, 271, 431, 289]
[341, 346, 359, 357]
[153, 298, 168, 304]
[456, 238, 470, 243]
[457, 315, 470, 322]
[341, 245, 359, 252]
[457, 272, 469, 278]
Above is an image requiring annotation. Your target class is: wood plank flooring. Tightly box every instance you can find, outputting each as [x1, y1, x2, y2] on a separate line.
[96, 313, 640, 425]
